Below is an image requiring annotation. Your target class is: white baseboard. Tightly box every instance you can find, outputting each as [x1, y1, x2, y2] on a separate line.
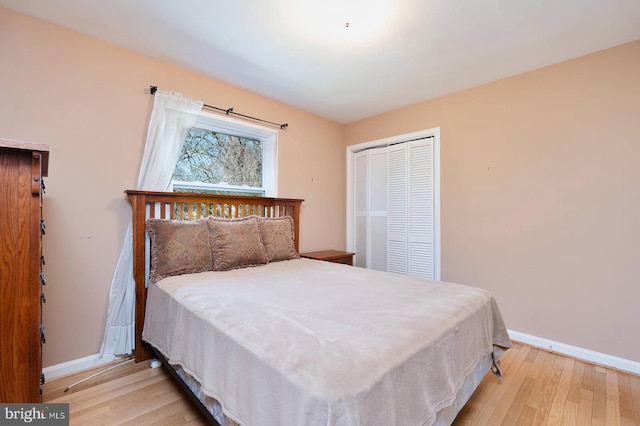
[43, 353, 119, 380]
[508, 330, 640, 375]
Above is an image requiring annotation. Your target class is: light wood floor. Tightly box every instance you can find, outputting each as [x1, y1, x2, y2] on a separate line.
[44, 342, 640, 425]
[453, 343, 640, 426]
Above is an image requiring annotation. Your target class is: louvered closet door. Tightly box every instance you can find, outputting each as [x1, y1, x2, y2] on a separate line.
[407, 140, 434, 279]
[387, 144, 408, 274]
[386, 138, 435, 279]
[354, 152, 368, 268]
[353, 147, 388, 270]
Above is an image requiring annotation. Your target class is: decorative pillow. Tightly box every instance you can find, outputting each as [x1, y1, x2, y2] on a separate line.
[146, 218, 213, 283]
[207, 216, 268, 271]
[258, 216, 299, 262]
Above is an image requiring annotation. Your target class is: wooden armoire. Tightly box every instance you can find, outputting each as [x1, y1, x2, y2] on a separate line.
[0, 139, 49, 403]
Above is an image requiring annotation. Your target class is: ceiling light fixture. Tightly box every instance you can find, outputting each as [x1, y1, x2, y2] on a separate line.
[288, 0, 395, 47]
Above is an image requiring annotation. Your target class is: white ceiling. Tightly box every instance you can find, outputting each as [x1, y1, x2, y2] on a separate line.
[2, 0, 639, 124]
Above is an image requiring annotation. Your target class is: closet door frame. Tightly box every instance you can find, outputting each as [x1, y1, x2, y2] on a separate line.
[346, 127, 441, 280]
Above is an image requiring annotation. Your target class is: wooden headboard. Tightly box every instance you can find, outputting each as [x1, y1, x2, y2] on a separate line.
[126, 190, 304, 362]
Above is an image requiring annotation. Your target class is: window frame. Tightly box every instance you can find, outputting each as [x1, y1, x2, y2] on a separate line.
[171, 111, 278, 197]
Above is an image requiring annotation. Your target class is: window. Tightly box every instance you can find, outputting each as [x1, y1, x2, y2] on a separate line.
[172, 112, 278, 196]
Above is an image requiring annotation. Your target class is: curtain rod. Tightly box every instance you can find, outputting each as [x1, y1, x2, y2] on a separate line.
[150, 85, 288, 130]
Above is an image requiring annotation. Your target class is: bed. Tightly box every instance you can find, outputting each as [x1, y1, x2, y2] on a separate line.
[127, 190, 512, 426]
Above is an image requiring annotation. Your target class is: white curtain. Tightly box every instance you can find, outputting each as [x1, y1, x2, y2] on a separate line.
[100, 91, 203, 356]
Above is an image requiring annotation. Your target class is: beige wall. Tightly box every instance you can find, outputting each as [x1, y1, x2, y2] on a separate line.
[0, 8, 346, 367]
[2, 5, 638, 368]
[345, 40, 640, 362]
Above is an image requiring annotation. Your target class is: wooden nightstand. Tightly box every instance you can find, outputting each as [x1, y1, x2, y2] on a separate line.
[300, 250, 355, 266]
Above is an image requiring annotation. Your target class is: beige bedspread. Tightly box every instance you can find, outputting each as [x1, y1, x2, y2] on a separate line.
[143, 258, 511, 426]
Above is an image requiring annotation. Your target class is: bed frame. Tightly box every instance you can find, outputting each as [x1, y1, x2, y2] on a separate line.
[126, 190, 304, 363]
[126, 190, 508, 425]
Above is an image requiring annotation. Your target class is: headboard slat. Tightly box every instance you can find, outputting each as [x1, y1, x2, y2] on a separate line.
[126, 190, 304, 362]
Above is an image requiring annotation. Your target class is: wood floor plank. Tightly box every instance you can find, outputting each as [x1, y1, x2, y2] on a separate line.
[500, 376, 535, 425]
[523, 346, 548, 382]
[605, 368, 621, 425]
[618, 371, 635, 421]
[69, 380, 181, 423]
[526, 348, 558, 410]
[567, 359, 585, 403]
[561, 400, 580, 426]
[514, 404, 537, 426]
[530, 353, 564, 425]
[592, 367, 608, 423]
[628, 373, 640, 424]
[583, 362, 596, 392]
[525, 346, 539, 363]
[622, 417, 639, 426]
[119, 400, 207, 426]
[577, 387, 594, 426]
[546, 356, 575, 425]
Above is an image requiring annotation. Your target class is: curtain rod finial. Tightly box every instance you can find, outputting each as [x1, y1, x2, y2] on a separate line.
[281, 123, 289, 129]
[150, 85, 158, 94]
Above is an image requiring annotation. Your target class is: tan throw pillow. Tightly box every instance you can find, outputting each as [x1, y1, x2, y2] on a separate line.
[208, 216, 268, 271]
[258, 216, 299, 262]
[146, 218, 213, 283]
